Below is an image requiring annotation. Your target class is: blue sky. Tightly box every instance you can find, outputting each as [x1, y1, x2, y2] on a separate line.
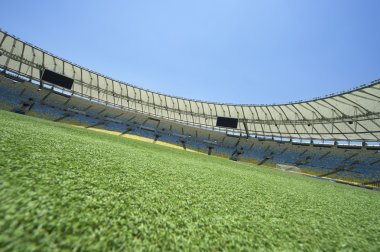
[2, 0, 380, 104]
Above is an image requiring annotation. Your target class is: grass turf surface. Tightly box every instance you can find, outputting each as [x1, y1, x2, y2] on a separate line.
[0, 110, 380, 251]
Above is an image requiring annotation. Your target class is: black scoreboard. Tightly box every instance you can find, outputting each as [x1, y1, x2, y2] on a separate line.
[216, 117, 238, 128]
[42, 69, 74, 89]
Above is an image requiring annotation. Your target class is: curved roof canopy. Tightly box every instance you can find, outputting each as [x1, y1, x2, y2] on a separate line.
[0, 29, 379, 141]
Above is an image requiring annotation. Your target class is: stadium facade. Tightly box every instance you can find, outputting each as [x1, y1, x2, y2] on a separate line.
[0, 29, 379, 187]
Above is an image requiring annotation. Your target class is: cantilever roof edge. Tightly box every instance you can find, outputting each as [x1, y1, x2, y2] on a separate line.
[0, 28, 379, 107]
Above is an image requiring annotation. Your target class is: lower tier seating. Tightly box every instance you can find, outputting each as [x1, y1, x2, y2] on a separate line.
[1, 79, 379, 186]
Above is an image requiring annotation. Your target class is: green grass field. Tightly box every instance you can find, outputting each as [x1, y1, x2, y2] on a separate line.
[1, 110, 380, 251]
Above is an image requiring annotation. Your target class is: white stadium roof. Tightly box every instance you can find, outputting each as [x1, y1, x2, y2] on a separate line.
[1, 29, 379, 141]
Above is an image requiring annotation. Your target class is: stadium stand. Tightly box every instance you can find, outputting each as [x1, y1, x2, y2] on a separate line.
[0, 29, 379, 188]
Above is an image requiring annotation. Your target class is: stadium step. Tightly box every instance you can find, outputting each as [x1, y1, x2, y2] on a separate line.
[319, 151, 331, 160]
[230, 148, 244, 161]
[153, 133, 161, 143]
[180, 139, 186, 150]
[343, 153, 359, 162]
[12, 99, 34, 115]
[370, 159, 380, 165]
[258, 157, 271, 165]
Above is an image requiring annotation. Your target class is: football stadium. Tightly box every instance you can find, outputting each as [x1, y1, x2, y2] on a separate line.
[1, 2, 380, 251]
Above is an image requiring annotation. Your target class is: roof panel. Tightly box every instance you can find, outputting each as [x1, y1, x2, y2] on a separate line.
[1, 30, 379, 141]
